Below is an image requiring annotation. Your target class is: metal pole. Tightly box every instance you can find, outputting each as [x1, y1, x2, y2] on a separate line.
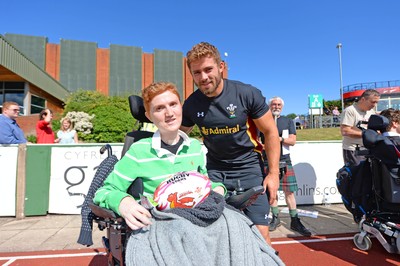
[336, 43, 344, 111]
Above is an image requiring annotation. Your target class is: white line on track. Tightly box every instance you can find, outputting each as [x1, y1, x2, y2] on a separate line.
[0, 252, 107, 266]
[272, 236, 353, 245]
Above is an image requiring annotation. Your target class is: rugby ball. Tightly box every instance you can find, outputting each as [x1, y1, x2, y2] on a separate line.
[153, 171, 212, 211]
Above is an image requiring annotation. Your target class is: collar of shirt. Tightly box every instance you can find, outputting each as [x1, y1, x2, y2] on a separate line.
[383, 131, 400, 137]
[0, 114, 16, 124]
[151, 130, 190, 157]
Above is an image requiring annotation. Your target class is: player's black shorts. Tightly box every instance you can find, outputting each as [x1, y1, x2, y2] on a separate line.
[207, 169, 270, 226]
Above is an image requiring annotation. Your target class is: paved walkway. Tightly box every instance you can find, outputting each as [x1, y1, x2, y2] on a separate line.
[0, 204, 358, 253]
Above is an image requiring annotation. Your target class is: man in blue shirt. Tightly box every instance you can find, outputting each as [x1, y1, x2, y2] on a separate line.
[0, 101, 27, 144]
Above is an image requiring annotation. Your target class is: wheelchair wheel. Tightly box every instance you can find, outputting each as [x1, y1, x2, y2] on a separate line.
[353, 233, 372, 251]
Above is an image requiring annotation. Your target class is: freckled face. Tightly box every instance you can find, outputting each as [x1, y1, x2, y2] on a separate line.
[146, 91, 182, 134]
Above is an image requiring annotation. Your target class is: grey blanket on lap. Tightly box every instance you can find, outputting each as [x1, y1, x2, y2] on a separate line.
[125, 192, 284, 266]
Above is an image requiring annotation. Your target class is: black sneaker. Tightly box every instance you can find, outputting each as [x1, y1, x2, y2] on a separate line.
[290, 216, 312, 236]
[269, 215, 281, 231]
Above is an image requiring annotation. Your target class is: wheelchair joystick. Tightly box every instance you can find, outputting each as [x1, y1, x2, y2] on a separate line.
[235, 180, 245, 195]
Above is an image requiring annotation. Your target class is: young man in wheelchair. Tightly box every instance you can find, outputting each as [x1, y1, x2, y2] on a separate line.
[93, 81, 225, 229]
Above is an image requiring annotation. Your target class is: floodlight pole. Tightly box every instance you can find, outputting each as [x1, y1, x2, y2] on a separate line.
[336, 43, 344, 111]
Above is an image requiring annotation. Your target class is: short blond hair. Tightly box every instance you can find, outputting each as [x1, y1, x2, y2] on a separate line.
[186, 42, 221, 70]
[60, 117, 74, 130]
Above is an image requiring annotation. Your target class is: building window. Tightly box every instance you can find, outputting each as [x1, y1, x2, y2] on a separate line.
[31, 94, 46, 114]
[376, 96, 400, 112]
[377, 99, 389, 112]
[389, 98, 400, 110]
[0, 82, 25, 114]
[0, 82, 25, 104]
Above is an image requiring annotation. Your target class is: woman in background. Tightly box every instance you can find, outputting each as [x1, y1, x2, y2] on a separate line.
[36, 108, 55, 144]
[56, 117, 79, 144]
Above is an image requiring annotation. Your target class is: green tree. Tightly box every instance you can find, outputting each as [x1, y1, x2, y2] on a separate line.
[286, 113, 297, 120]
[324, 99, 342, 113]
[60, 90, 137, 143]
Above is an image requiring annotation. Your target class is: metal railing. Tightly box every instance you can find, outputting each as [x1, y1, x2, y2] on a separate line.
[343, 80, 400, 93]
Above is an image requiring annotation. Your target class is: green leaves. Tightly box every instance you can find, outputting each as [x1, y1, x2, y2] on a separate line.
[61, 90, 137, 143]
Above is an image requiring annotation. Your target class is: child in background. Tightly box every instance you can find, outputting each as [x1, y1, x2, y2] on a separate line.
[56, 117, 79, 144]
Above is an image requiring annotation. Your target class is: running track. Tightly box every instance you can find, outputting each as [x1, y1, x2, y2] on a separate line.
[1, 233, 399, 265]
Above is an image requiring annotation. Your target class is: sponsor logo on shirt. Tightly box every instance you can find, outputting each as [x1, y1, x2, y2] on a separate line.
[201, 125, 240, 135]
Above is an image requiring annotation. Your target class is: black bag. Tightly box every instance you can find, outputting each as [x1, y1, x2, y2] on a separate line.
[336, 161, 374, 222]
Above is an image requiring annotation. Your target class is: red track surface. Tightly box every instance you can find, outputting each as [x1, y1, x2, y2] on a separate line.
[1, 234, 399, 265]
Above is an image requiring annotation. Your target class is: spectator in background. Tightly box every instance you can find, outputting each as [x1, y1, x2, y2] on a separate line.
[36, 108, 55, 143]
[340, 89, 380, 166]
[0, 101, 27, 144]
[56, 117, 79, 144]
[332, 106, 340, 123]
[263, 96, 312, 236]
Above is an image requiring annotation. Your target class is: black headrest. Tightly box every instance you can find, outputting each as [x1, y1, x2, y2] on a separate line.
[128, 95, 151, 123]
[363, 129, 384, 149]
[368, 115, 389, 132]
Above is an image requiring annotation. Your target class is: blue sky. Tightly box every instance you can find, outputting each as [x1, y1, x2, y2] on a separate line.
[2, 1, 400, 115]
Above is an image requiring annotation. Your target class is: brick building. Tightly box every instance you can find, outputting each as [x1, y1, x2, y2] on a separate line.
[0, 33, 227, 136]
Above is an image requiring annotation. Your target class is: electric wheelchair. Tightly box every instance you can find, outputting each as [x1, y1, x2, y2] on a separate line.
[77, 95, 282, 266]
[337, 115, 400, 254]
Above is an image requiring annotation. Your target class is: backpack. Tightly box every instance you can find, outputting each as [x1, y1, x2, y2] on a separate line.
[336, 161, 374, 222]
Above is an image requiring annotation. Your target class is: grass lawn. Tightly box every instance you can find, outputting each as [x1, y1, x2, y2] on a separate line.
[296, 127, 342, 141]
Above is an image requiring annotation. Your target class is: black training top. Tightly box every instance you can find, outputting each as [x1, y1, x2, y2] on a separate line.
[261, 116, 296, 163]
[182, 79, 269, 171]
[276, 116, 296, 162]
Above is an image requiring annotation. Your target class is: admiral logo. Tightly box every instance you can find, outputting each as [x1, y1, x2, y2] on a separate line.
[201, 125, 240, 135]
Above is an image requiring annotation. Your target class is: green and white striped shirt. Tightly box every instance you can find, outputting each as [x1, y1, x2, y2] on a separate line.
[93, 130, 224, 214]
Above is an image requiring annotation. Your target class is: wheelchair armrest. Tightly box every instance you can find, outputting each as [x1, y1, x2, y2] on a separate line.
[225, 185, 264, 210]
[354, 148, 370, 157]
[88, 202, 120, 219]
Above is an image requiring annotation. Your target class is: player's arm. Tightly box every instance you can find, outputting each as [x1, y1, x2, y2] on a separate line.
[253, 110, 280, 204]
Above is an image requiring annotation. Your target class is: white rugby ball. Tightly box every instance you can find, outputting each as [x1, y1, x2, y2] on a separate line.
[153, 171, 212, 211]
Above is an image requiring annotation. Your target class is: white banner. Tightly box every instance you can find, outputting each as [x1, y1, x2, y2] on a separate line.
[46, 142, 344, 214]
[0, 145, 18, 216]
[277, 141, 343, 206]
[48, 145, 123, 214]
